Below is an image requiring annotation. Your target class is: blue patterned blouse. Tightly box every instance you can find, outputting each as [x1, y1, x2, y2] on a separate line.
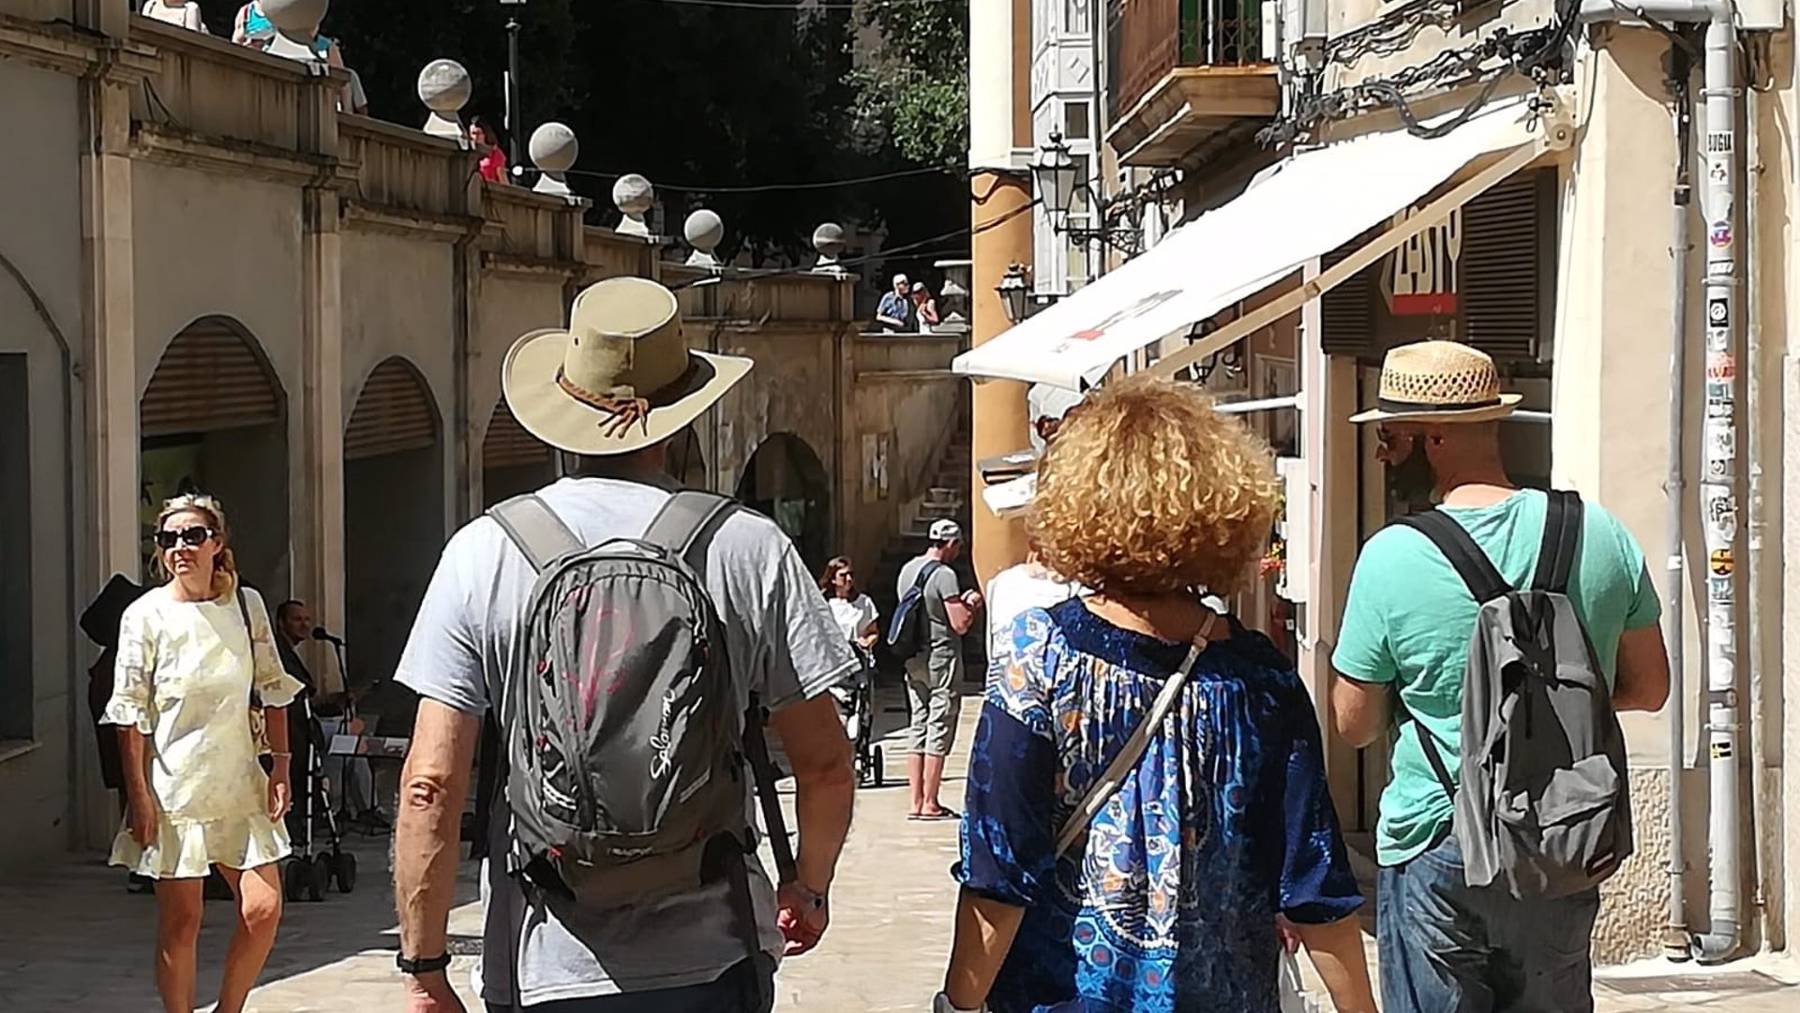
[957, 599, 1362, 1013]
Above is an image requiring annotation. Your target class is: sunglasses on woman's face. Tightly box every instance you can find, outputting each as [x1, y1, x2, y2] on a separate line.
[155, 525, 215, 550]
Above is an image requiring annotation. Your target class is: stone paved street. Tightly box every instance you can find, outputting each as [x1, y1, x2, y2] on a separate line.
[1, 691, 1797, 1011]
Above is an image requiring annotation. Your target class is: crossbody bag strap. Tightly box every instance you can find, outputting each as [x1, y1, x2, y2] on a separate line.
[1054, 637, 1206, 858]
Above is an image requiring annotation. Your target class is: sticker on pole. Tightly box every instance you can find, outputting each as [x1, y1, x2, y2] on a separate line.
[1706, 131, 1734, 155]
[1709, 548, 1734, 577]
[1706, 352, 1735, 380]
[1709, 161, 1730, 183]
[1707, 297, 1729, 326]
[1710, 221, 1733, 248]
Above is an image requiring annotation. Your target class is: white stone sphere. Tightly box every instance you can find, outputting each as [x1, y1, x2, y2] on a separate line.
[263, 0, 328, 34]
[684, 209, 725, 252]
[812, 222, 846, 258]
[417, 60, 472, 114]
[612, 174, 654, 215]
[529, 123, 579, 173]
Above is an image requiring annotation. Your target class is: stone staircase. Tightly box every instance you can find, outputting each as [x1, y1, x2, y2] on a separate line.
[871, 408, 973, 623]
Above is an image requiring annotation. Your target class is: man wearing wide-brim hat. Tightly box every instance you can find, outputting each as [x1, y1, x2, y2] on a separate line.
[1326, 340, 1671, 1012]
[391, 277, 860, 1012]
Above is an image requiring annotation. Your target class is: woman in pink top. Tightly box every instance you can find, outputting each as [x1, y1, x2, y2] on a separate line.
[471, 116, 509, 184]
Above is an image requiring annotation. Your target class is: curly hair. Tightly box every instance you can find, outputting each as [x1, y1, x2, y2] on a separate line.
[1030, 375, 1280, 597]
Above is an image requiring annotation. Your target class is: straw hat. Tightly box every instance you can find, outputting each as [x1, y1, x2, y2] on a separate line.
[502, 277, 752, 456]
[1348, 340, 1522, 424]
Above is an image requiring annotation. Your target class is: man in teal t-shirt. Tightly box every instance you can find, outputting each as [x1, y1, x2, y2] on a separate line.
[1329, 341, 1670, 1013]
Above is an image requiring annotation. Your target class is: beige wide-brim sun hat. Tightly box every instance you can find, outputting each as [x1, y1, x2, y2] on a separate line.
[1348, 339, 1523, 425]
[503, 276, 752, 456]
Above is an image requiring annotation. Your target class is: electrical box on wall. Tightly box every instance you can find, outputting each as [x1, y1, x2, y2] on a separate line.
[1734, 0, 1786, 30]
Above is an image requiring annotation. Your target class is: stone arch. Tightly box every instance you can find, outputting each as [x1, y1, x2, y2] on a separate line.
[480, 399, 555, 509]
[343, 356, 446, 704]
[735, 432, 831, 571]
[139, 316, 290, 592]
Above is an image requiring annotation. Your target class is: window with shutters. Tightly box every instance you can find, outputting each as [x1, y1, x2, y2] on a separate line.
[1, 355, 31, 742]
[1460, 170, 1555, 362]
[345, 358, 438, 461]
[140, 318, 283, 436]
[482, 401, 551, 471]
[1319, 228, 1381, 358]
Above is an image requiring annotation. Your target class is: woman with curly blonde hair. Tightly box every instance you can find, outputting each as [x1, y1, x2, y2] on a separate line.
[104, 493, 304, 1013]
[935, 376, 1374, 1013]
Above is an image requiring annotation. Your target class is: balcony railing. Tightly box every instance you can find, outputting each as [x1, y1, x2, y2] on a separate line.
[1107, 0, 1266, 119]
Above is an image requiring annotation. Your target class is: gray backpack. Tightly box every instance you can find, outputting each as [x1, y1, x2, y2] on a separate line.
[1398, 490, 1632, 898]
[484, 490, 796, 913]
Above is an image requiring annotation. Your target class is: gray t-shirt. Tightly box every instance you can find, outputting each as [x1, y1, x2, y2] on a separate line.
[395, 477, 858, 1006]
[896, 554, 962, 655]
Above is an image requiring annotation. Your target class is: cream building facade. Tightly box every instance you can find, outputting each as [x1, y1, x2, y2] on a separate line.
[969, 0, 1800, 967]
[0, 4, 965, 871]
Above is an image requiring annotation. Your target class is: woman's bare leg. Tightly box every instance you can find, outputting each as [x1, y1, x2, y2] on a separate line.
[214, 864, 283, 1013]
[153, 878, 205, 1013]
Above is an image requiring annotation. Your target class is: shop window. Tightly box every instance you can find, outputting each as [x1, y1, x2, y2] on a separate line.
[0, 355, 31, 741]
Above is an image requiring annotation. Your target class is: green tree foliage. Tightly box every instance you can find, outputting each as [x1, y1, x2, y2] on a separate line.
[852, 0, 968, 168]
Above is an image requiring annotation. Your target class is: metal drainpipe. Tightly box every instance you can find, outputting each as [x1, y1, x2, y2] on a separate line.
[1660, 38, 1693, 961]
[1692, 13, 1741, 964]
[1742, 68, 1772, 954]
[1579, 0, 1741, 962]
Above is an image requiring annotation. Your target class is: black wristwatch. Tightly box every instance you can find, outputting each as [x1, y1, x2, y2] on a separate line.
[396, 952, 452, 975]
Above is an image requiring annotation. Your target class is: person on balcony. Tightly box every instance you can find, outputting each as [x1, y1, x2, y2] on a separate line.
[140, 0, 208, 33]
[876, 272, 915, 333]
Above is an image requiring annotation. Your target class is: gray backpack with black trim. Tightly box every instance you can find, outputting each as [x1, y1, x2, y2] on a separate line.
[1398, 490, 1632, 899]
[485, 490, 795, 911]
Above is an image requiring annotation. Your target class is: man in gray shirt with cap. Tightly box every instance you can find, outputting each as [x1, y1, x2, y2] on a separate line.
[895, 519, 982, 821]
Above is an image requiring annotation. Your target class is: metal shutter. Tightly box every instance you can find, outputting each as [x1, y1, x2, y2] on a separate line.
[1320, 229, 1379, 357]
[1461, 170, 1554, 361]
[345, 359, 437, 461]
[482, 401, 551, 470]
[141, 318, 282, 437]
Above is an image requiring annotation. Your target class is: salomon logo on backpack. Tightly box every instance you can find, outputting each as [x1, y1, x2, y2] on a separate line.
[484, 490, 791, 909]
[886, 560, 943, 661]
[1398, 490, 1633, 898]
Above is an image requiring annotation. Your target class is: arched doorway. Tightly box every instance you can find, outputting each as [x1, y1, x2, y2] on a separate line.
[481, 399, 555, 509]
[343, 358, 443, 700]
[140, 317, 288, 593]
[734, 433, 830, 571]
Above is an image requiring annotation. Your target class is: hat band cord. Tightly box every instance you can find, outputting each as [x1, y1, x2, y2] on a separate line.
[555, 358, 706, 438]
[1377, 394, 1503, 412]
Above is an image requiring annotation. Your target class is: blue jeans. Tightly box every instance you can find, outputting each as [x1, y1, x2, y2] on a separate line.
[1378, 834, 1601, 1013]
[485, 955, 774, 1013]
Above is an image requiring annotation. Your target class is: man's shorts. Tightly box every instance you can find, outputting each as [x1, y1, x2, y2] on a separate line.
[903, 648, 963, 756]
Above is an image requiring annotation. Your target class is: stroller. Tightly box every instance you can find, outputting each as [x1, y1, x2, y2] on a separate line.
[281, 690, 357, 902]
[836, 645, 884, 788]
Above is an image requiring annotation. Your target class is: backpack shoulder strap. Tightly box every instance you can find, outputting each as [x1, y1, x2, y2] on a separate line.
[642, 490, 737, 572]
[1395, 509, 1512, 603]
[1532, 490, 1584, 593]
[488, 494, 583, 573]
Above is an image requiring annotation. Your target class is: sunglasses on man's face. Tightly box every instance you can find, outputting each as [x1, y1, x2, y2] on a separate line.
[155, 525, 216, 550]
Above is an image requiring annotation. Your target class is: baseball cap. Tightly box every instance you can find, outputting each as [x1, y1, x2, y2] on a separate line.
[928, 519, 963, 542]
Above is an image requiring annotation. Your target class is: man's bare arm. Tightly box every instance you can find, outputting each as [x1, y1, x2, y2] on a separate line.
[768, 693, 855, 892]
[395, 699, 480, 960]
[1612, 624, 1671, 712]
[1331, 674, 1393, 750]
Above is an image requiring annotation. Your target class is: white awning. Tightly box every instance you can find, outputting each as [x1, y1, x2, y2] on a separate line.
[953, 99, 1544, 390]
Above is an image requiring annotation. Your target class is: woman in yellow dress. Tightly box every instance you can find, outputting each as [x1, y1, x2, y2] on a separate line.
[103, 493, 304, 1013]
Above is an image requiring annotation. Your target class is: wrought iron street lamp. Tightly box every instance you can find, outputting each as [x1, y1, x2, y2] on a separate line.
[1032, 130, 1143, 257]
[996, 262, 1031, 325]
[500, 0, 527, 169]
